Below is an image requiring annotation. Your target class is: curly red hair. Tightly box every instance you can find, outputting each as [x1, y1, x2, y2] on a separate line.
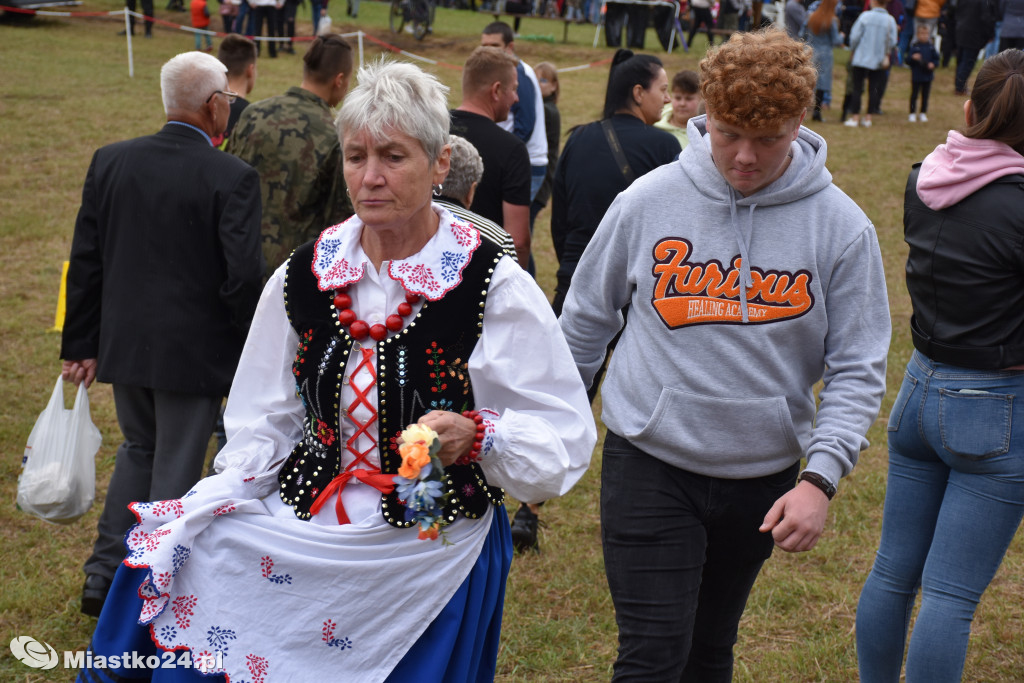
[699, 29, 816, 129]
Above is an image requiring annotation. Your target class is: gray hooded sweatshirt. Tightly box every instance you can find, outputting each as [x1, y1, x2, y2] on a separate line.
[559, 115, 890, 487]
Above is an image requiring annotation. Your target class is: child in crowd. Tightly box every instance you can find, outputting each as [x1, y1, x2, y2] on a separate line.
[908, 23, 940, 121]
[190, 0, 213, 51]
[654, 69, 702, 149]
[530, 61, 562, 228]
[217, 0, 239, 34]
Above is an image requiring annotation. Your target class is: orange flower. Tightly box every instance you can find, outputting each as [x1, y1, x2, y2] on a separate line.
[398, 441, 431, 479]
[418, 524, 440, 541]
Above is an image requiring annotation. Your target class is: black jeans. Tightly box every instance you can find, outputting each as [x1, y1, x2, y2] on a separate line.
[910, 81, 932, 113]
[954, 46, 979, 93]
[688, 6, 715, 47]
[604, 2, 649, 48]
[849, 66, 886, 116]
[601, 431, 799, 682]
[253, 4, 278, 57]
[125, 0, 154, 34]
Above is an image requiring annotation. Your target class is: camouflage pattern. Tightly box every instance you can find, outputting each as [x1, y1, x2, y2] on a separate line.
[226, 86, 353, 274]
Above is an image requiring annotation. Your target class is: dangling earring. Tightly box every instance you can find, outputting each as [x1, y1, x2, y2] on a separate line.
[432, 183, 443, 197]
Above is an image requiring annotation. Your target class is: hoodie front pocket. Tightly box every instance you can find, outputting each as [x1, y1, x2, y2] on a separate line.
[633, 388, 801, 460]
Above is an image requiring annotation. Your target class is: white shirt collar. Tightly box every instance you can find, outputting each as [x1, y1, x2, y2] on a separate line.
[311, 204, 482, 301]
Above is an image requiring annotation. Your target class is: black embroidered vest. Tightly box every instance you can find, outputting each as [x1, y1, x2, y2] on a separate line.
[278, 238, 505, 527]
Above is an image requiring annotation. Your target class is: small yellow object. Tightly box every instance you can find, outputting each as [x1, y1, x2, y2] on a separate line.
[50, 260, 69, 333]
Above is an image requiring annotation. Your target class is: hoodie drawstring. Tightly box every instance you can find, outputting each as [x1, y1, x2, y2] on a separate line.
[728, 187, 756, 323]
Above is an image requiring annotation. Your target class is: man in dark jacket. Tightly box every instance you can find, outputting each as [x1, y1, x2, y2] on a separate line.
[61, 51, 264, 617]
[953, 0, 998, 92]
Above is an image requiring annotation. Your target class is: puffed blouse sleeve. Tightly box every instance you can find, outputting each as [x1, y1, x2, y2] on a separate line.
[213, 264, 305, 496]
[469, 257, 597, 504]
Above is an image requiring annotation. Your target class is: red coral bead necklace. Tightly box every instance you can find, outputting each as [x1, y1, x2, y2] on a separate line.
[333, 286, 421, 342]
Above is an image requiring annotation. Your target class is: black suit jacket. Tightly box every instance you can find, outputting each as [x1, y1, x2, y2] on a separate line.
[61, 123, 264, 397]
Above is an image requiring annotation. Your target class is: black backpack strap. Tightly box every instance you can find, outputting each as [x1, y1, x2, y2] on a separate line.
[601, 118, 636, 185]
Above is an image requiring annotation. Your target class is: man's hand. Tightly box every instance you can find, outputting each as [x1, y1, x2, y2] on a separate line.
[416, 410, 477, 467]
[62, 358, 98, 388]
[759, 481, 830, 552]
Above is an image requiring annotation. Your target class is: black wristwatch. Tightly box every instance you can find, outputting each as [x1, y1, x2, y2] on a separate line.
[798, 471, 836, 500]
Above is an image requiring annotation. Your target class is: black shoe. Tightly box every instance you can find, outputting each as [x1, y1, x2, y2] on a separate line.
[81, 574, 112, 617]
[510, 504, 540, 553]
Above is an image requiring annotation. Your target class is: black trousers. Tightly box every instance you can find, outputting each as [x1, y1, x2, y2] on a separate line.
[688, 6, 714, 48]
[602, 432, 799, 682]
[125, 0, 154, 34]
[849, 66, 887, 116]
[605, 2, 650, 48]
[910, 81, 932, 113]
[253, 4, 279, 57]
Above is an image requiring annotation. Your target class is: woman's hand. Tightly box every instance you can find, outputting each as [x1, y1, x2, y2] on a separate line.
[416, 410, 476, 467]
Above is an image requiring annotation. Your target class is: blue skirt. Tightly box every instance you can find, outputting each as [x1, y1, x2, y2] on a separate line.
[77, 508, 512, 683]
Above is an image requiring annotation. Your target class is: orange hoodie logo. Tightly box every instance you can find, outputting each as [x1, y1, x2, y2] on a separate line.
[652, 238, 814, 328]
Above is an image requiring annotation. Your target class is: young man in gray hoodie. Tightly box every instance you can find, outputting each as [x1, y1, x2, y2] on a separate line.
[559, 29, 891, 681]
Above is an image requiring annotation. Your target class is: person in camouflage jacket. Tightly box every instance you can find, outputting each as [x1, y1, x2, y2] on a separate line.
[227, 34, 355, 274]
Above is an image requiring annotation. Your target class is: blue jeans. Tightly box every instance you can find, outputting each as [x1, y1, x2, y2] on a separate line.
[857, 351, 1024, 683]
[601, 431, 798, 682]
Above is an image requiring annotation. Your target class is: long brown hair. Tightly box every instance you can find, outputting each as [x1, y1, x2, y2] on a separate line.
[963, 49, 1024, 155]
[806, 0, 837, 36]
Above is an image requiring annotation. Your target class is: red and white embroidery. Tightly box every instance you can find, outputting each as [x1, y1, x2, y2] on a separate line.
[139, 593, 168, 623]
[450, 219, 477, 247]
[152, 499, 184, 518]
[153, 571, 172, 590]
[392, 262, 436, 288]
[172, 594, 198, 629]
[128, 527, 172, 553]
[246, 653, 269, 683]
[313, 208, 480, 298]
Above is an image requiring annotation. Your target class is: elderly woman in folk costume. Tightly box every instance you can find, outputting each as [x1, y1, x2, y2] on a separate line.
[79, 59, 595, 683]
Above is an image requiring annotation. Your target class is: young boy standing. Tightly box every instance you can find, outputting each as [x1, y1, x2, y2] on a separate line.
[655, 70, 703, 150]
[190, 0, 213, 51]
[908, 23, 940, 121]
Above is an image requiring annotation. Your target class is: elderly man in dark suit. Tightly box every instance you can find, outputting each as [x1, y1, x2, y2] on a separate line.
[60, 51, 264, 618]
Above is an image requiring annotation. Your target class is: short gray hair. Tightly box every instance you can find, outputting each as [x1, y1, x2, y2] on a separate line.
[161, 51, 228, 113]
[445, 136, 484, 202]
[335, 58, 451, 163]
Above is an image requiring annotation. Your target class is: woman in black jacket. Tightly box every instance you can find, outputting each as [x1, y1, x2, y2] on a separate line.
[510, 50, 680, 554]
[550, 50, 680, 318]
[857, 50, 1024, 683]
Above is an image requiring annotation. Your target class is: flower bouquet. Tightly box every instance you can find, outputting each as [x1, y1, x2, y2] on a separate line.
[393, 424, 450, 542]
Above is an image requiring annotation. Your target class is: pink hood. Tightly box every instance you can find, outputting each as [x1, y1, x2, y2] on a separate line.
[916, 130, 1024, 210]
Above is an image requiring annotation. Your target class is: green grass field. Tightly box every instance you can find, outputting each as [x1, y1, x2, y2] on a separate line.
[2, 3, 1023, 680]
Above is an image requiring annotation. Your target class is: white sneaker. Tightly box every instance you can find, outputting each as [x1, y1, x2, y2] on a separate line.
[862, 119, 872, 128]
[844, 119, 859, 127]
[919, 113, 929, 122]
[908, 113, 917, 122]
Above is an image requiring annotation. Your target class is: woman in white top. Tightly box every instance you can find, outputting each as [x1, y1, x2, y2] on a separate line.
[77, 59, 595, 683]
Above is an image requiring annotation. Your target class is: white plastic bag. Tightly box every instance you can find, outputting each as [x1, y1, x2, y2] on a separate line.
[17, 376, 102, 524]
[316, 13, 333, 36]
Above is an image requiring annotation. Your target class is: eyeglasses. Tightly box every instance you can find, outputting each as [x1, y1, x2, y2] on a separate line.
[205, 90, 239, 104]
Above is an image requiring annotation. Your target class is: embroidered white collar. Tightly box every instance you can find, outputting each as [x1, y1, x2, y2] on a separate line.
[311, 204, 482, 301]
